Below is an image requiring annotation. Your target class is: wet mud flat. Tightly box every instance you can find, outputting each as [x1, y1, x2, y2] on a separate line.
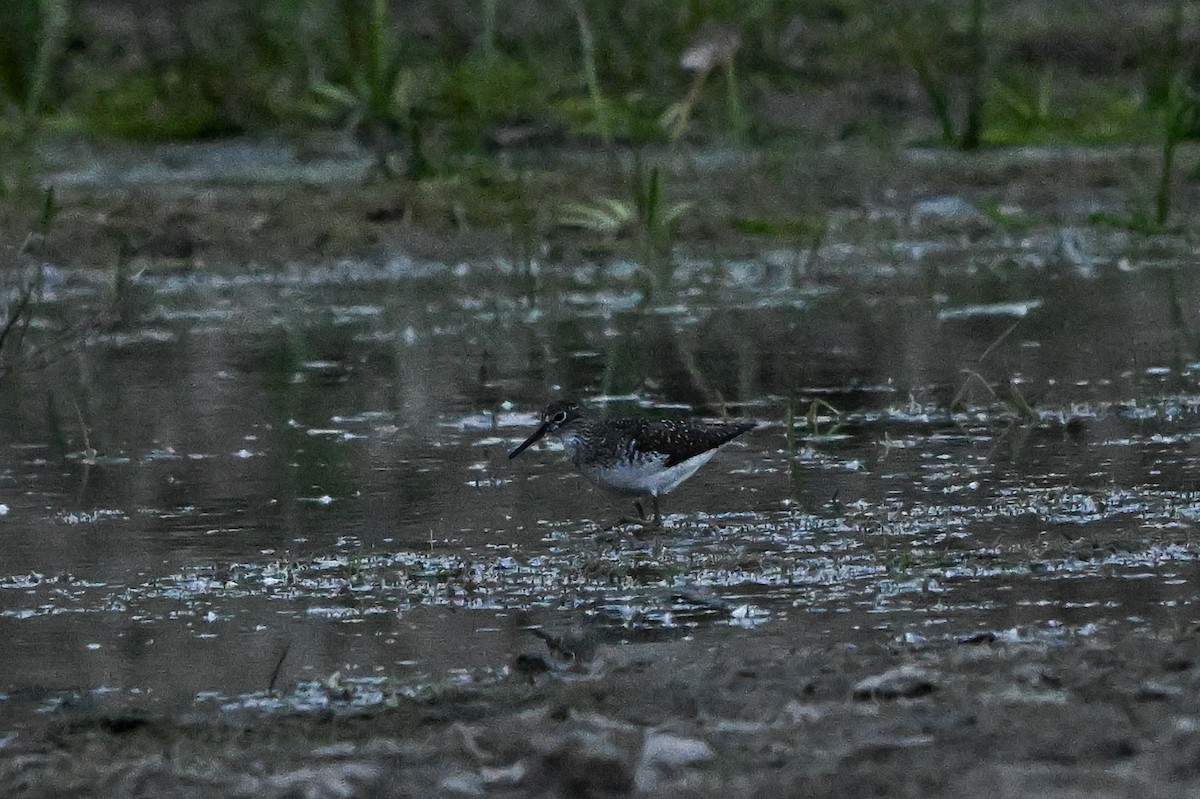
[2, 138, 1200, 796]
[6, 623, 1200, 798]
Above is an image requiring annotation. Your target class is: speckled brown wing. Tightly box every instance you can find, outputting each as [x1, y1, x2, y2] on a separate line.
[615, 418, 755, 467]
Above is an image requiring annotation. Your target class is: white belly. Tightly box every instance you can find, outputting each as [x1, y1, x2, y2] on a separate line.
[577, 449, 717, 497]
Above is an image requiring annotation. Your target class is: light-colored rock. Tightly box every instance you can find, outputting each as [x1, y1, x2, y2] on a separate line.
[852, 666, 937, 700]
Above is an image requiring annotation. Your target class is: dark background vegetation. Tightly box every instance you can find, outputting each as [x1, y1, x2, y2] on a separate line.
[1, 1, 1196, 165]
[0, 0, 1192, 291]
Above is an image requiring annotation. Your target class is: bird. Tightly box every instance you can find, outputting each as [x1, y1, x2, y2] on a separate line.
[508, 400, 755, 526]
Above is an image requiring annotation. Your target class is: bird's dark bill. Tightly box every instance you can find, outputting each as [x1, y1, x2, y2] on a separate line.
[509, 421, 550, 459]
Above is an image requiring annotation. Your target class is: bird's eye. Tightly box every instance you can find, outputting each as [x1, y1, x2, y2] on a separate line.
[552, 411, 568, 423]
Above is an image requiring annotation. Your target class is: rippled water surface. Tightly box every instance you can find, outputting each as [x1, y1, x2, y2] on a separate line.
[2, 235, 1199, 722]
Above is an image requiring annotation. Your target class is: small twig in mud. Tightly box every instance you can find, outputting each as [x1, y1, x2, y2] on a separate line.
[950, 369, 997, 411]
[998, 377, 1038, 422]
[977, 321, 1020, 365]
[674, 331, 724, 409]
[453, 723, 492, 764]
[267, 641, 291, 695]
[805, 398, 842, 436]
[73, 402, 96, 459]
[0, 281, 35, 356]
[952, 321, 1038, 421]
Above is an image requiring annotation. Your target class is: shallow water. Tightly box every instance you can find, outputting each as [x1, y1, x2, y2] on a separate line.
[2, 232, 1200, 723]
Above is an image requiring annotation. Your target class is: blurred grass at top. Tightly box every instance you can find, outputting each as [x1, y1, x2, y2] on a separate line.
[0, 0, 1195, 173]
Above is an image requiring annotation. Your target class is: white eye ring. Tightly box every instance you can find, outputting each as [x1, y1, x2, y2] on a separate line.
[552, 411, 568, 423]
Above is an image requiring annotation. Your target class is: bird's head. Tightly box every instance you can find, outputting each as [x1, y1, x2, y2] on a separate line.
[508, 400, 586, 459]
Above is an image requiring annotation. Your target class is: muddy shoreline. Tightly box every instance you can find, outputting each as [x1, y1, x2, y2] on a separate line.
[15, 140, 1197, 273]
[7, 621, 1200, 797]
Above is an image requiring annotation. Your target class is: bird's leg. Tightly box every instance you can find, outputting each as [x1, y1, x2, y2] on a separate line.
[605, 498, 656, 532]
[648, 496, 663, 529]
[620, 497, 663, 539]
[605, 514, 644, 532]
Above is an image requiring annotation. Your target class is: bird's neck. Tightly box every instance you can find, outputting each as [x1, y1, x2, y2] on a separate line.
[558, 423, 589, 464]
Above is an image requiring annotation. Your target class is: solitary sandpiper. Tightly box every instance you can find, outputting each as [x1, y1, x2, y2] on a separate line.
[509, 400, 755, 526]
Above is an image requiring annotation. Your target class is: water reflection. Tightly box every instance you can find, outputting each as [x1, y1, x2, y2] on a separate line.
[1, 249, 1199, 722]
